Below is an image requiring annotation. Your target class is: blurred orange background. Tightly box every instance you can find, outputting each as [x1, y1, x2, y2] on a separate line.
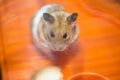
[0, 0, 120, 80]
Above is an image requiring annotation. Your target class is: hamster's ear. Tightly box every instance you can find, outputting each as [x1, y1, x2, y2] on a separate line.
[43, 13, 54, 23]
[67, 13, 78, 24]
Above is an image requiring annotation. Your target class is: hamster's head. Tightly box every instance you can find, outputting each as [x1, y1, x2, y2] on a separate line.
[42, 12, 79, 51]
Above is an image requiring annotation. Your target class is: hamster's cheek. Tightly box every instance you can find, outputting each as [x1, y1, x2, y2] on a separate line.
[69, 36, 76, 44]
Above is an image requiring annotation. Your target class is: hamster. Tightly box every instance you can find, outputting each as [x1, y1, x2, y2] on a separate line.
[33, 66, 63, 80]
[31, 4, 80, 52]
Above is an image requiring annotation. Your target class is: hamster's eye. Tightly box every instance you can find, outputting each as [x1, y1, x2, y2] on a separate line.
[50, 31, 55, 38]
[63, 33, 67, 39]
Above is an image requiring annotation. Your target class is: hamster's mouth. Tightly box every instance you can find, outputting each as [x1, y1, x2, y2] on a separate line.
[49, 46, 66, 51]
[54, 49, 65, 51]
[51, 48, 65, 51]
[48, 44, 67, 51]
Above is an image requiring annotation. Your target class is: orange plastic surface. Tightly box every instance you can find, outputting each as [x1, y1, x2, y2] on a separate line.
[0, 0, 120, 80]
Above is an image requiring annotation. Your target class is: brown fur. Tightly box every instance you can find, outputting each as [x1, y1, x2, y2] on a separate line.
[33, 4, 79, 51]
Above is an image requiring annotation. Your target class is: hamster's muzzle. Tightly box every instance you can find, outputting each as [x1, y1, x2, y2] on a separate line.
[49, 44, 67, 51]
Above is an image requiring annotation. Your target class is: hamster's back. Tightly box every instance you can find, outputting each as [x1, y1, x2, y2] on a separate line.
[41, 4, 65, 13]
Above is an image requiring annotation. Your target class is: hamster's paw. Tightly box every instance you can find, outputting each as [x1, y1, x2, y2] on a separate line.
[33, 66, 63, 80]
